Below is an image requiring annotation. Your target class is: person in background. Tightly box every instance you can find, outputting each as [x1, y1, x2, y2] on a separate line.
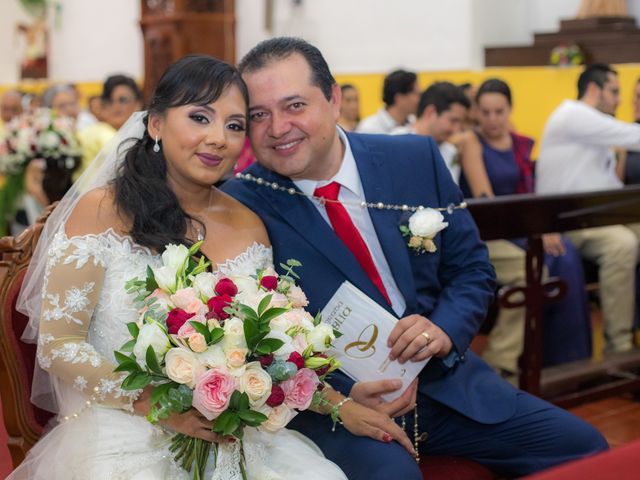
[536, 64, 640, 355]
[0, 90, 23, 132]
[458, 78, 592, 373]
[77, 74, 143, 175]
[392, 81, 469, 183]
[618, 77, 640, 184]
[356, 69, 419, 134]
[338, 83, 360, 131]
[459, 82, 478, 131]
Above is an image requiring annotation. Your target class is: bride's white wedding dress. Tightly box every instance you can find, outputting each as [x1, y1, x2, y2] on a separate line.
[9, 229, 346, 480]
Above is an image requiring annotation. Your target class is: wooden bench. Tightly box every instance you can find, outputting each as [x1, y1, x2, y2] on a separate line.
[467, 185, 640, 407]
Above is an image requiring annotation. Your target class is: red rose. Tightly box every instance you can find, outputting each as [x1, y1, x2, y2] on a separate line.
[259, 354, 274, 368]
[287, 352, 305, 370]
[166, 308, 196, 334]
[260, 275, 278, 291]
[266, 384, 285, 407]
[214, 278, 238, 297]
[207, 294, 232, 320]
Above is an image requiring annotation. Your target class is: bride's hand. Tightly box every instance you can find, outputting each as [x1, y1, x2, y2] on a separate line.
[339, 400, 415, 456]
[133, 387, 221, 443]
[159, 409, 222, 443]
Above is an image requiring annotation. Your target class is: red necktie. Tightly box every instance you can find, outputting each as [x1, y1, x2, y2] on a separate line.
[314, 182, 392, 305]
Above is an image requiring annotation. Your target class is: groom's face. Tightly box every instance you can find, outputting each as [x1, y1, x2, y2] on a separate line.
[243, 53, 343, 181]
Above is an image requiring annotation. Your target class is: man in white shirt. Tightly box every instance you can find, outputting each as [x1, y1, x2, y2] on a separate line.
[392, 81, 469, 183]
[536, 63, 640, 353]
[356, 69, 419, 134]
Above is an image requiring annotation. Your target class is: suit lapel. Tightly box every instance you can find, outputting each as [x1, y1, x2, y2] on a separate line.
[248, 165, 381, 298]
[349, 135, 417, 312]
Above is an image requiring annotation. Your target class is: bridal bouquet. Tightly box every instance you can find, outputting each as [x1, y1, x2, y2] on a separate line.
[0, 108, 81, 234]
[115, 242, 340, 479]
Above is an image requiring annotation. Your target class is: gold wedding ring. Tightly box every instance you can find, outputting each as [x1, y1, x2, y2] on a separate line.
[421, 331, 432, 345]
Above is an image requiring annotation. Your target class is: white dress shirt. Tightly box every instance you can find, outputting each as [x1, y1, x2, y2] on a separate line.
[356, 108, 404, 134]
[390, 126, 460, 184]
[294, 128, 406, 316]
[536, 100, 640, 194]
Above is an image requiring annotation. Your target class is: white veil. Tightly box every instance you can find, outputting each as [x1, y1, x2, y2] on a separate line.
[17, 111, 148, 413]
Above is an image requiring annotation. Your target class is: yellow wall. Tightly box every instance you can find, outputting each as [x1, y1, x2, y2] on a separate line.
[336, 63, 640, 158]
[3, 64, 640, 156]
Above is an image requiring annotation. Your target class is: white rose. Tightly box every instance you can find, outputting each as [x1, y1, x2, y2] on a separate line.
[258, 404, 297, 432]
[192, 272, 217, 299]
[269, 314, 294, 333]
[265, 329, 295, 360]
[165, 348, 205, 388]
[239, 362, 272, 407]
[221, 317, 247, 350]
[197, 344, 226, 368]
[408, 208, 448, 238]
[306, 324, 335, 353]
[162, 244, 190, 275]
[226, 347, 249, 369]
[133, 322, 171, 367]
[230, 274, 259, 296]
[38, 130, 59, 150]
[152, 265, 178, 293]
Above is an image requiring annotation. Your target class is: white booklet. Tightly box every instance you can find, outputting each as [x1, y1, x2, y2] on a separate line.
[321, 281, 430, 401]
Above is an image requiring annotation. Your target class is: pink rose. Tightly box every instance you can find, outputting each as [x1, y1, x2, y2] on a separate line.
[167, 308, 195, 335]
[192, 368, 237, 420]
[287, 285, 309, 308]
[260, 275, 278, 291]
[171, 288, 207, 315]
[215, 278, 238, 297]
[207, 294, 232, 320]
[266, 384, 285, 407]
[281, 368, 320, 410]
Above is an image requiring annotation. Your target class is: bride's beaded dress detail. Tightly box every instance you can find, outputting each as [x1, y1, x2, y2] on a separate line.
[9, 229, 345, 480]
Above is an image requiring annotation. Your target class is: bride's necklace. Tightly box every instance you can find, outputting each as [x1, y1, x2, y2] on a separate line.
[235, 172, 468, 214]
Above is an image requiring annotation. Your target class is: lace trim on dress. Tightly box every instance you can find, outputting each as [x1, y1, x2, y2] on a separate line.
[215, 242, 273, 276]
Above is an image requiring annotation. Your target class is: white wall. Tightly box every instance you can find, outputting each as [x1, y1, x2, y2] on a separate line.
[48, 0, 143, 82]
[2, 0, 640, 84]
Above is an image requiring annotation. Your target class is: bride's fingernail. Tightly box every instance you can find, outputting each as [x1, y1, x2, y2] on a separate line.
[382, 432, 393, 443]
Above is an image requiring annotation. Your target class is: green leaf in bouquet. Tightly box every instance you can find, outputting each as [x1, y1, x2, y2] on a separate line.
[188, 240, 204, 256]
[189, 256, 210, 278]
[185, 256, 198, 278]
[333, 328, 343, 338]
[145, 345, 163, 375]
[113, 360, 140, 373]
[237, 392, 250, 412]
[257, 294, 273, 317]
[243, 317, 265, 351]
[114, 350, 138, 367]
[189, 321, 211, 344]
[229, 390, 241, 410]
[213, 410, 240, 436]
[127, 322, 140, 339]
[118, 339, 136, 353]
[145, 265, 159, 292]
[302, 344, 315, 359]
[313, 311, 322, 327]
[399, 225, 411, 235]
[174, 384, 194, 410]
[238, 409, 268, 427]
[239, 305, 259, 323]
[256, 338, 284, 355]
[258, 307, 290, 326]
[122, 372, 152, 390]
[209, 327, 224, 345]
[286, 259, 302, 268]
[150, 382, 179, 405]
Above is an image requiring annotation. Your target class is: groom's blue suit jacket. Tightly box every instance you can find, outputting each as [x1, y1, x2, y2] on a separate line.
[223, 132, 518, 424]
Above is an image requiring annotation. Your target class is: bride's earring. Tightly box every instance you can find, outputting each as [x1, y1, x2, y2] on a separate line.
[153, 136, 161, 153]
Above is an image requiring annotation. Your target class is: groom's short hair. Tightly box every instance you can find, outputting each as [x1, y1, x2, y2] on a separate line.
[238, 37, 336, 101]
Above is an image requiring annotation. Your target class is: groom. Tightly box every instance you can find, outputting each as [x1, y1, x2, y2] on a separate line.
[222, 37, 607, 479]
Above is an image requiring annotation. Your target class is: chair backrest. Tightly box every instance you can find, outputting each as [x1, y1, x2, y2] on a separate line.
[0, 204, 56, 467]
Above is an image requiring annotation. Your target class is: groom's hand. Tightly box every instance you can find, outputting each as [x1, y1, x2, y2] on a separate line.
[351, 379, 418, 418]
[387, 314, 453, 363]
[339, 400, 416, 456]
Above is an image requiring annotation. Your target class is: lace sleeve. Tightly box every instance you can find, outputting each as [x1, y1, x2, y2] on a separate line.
[36, 236, 140, 411]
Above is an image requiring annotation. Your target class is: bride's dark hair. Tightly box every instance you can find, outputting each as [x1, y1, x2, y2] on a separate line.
[113, 55, 248, 252]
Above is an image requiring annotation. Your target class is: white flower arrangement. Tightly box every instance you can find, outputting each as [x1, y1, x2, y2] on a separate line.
[399, 208, 449, 253]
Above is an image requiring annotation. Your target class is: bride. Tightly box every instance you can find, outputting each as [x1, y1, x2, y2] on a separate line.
[9, 55, 346, 480]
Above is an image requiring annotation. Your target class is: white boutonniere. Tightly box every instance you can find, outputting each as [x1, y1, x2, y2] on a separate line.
[399, 208, 449, 253]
